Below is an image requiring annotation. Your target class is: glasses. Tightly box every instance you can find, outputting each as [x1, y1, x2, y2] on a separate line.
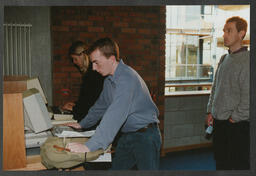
[72, 50, 87, 56]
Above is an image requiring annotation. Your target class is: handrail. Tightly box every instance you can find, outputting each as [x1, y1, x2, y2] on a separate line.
[165, 82, 212, 87]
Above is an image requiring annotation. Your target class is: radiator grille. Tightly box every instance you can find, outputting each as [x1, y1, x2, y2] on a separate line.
[3, 23, 32, 76]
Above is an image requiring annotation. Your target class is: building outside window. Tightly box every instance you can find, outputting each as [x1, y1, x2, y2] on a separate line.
[165, 5, 250, 94]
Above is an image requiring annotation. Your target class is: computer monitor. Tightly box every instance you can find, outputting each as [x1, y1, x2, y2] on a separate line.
[23, 88, 53, 133]
[26, 77, 48, 104]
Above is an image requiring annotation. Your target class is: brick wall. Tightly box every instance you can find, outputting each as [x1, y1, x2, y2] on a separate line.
[51, 6, 166, 146]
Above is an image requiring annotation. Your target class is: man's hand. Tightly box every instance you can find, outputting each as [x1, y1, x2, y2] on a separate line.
[205, 113, 213, 126]
[229, 117, 235, 123]
[64, 122, 82, 129]
[62, 102, 75, 111]
[66, 143, 90, 153]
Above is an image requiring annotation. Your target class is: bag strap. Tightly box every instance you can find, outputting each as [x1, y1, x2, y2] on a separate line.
[218, 54, 227, 67]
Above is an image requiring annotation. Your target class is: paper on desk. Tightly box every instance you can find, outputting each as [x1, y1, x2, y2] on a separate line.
[89, 152, 112, 162]
[55, 130, 111, 162]
[55, 130, 95, 138]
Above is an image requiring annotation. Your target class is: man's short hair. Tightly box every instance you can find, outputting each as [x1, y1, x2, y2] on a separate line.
[226, 16, 248, 39]
[68, 40, 85, 56]
[87, 37, 120, 61]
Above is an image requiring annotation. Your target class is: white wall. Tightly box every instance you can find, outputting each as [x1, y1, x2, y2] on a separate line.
[4, 6, 53, 105]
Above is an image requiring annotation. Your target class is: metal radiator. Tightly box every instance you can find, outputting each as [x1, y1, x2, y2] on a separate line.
[3, 23, 32, 76]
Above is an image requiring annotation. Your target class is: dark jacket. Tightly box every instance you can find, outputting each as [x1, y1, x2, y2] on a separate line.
[72, 63, 105, 122]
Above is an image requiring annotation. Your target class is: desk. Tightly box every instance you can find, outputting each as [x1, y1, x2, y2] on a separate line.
[6, 147, 84, 171]
[3, 89, 107, 171]
[3, 79, 85, 171]
[11, 155, 46, 171]
[9, 155, 84, 171]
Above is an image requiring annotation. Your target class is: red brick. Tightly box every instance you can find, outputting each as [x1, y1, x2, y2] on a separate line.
[53, 78, 63, 84]
[115, 12, 129, 17]
[54, 73, 68, 78]
[137, 29, 151, 35]
[137, 39, 151, 44]
[62, 66, 78, 72]
[88, 16, 104, 21]
[70, 26, 81, 32]
[160, 43, 165, 51]
[88, 27, 104, 32]
[61, 43, 72, 50]
[54, 61, 70, 67]
[105, 16, 121, 22]
[70, 72, 81, 78]
[159, 119, 164, 129]
[53, 67, 62, 72]
[52, 26, 69, 32]
[121, 28, 136, 33]
[135, 18, 149, 23]
[121, 18, 132, 23]
[78, 21, 93, 26]
[113, 22, 129, 28]
[80, 32, 94, 38]
[145, 13, 158, 18]
[151, 29, 159, 35]
[62, 20, 78, 26]
[54, 49, 66, 55]
[129, 12, 144, 17]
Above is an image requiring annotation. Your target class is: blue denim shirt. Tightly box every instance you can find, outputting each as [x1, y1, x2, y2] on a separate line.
[79, 60, 159, 151]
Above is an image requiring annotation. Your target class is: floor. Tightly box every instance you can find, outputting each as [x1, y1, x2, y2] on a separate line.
[84, 147, 216, 170]
[159, 147, 216, 170]
[28, 146, 216, 170]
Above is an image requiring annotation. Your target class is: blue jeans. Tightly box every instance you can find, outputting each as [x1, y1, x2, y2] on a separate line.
[111, 124, 161, 170]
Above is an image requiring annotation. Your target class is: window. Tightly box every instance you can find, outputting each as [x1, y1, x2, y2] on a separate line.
[165, 5, 250, 94]
[166, 34, 213, 81]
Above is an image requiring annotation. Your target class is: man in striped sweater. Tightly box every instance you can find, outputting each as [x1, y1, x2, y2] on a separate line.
[206, 16, 250, 170]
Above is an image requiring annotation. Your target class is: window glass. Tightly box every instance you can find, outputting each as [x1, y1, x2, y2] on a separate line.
[165, 5, 250, 94]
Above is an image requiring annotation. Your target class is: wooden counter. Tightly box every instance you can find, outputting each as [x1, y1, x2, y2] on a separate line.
[7, 155, 84, 171]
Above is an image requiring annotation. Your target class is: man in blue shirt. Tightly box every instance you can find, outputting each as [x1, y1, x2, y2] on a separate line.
[66, 37, 161, 170]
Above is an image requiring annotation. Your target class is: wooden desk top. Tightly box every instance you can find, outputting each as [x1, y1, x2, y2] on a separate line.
[7, 155, 84, 171]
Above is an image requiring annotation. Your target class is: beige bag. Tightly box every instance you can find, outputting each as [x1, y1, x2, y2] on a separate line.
[40, 137, 104, 169]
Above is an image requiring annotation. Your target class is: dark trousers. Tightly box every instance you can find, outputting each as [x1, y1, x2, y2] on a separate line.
[83, 162, 111, 170]
[111, 124, 161, 170]
[213, 119, 250, 170]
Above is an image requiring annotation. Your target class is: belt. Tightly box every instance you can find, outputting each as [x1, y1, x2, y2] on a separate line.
[136, 123, 156, 133]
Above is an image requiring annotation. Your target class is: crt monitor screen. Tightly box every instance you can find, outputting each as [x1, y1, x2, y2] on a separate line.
[23, 88, 52, 133]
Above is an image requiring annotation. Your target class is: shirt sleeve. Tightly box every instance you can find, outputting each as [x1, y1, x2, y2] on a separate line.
[85, 75, 136, 151]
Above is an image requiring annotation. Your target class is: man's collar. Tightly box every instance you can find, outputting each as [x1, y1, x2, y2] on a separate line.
[108, 59, 124, 83]
[228, 46, 248, 54]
